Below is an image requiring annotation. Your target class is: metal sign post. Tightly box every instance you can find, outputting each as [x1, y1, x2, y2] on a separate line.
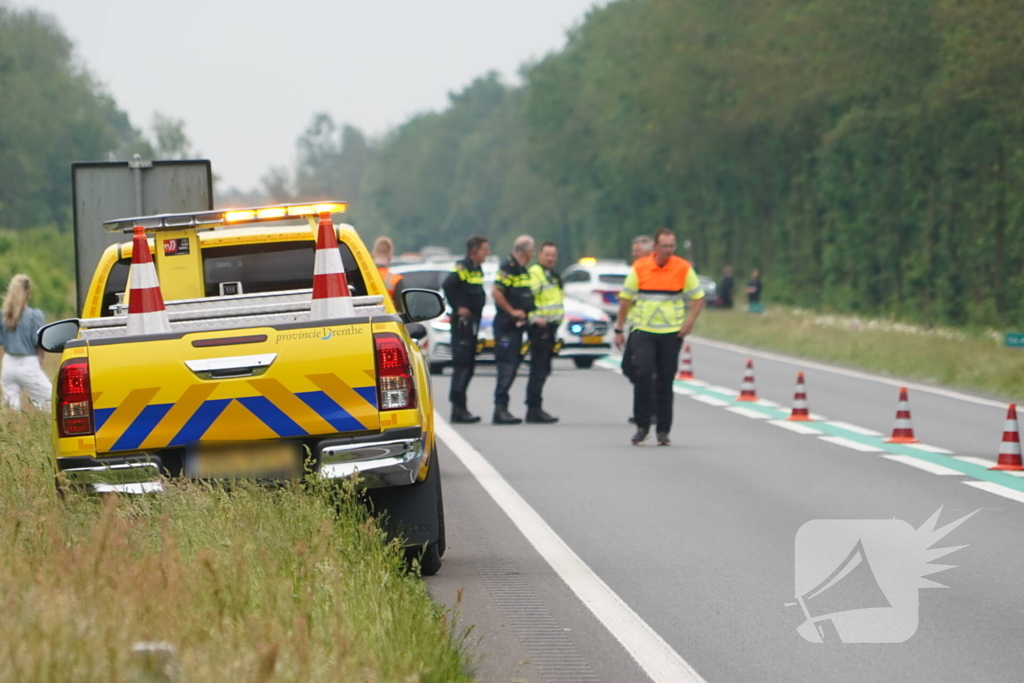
[71, 158, 212, 314]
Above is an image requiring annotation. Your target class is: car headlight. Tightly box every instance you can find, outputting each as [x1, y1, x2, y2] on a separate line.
[568, 322, 585, 335]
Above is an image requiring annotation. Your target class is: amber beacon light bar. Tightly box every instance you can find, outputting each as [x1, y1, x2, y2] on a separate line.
[102, 202, 348, 233]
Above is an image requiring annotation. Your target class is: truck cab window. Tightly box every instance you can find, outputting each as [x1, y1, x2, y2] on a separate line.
[202, 241, 367, 298]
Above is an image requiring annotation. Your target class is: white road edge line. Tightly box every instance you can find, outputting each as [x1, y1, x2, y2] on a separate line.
[954, 456, 998, 468]
[726, 406, 770, 419]
[690, 335, 1013, 409]
[818, 435, 884, 453]
[824, 421, 884, 437]
[907, 443, 956, 455]
[963, 480, 1024, 504]
[434, 415, 707, 683]
[882, 455, 963, 476]
[767, 419, 822, 435]
[690, 394, 730, 407]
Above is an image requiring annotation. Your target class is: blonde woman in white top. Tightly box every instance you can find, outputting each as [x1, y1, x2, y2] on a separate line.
[0, 274, 52, 410]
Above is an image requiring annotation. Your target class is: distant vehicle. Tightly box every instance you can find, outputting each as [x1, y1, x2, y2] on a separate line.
[561, 259, 631, 320]
[562, 258, 720, 319]
[391, 262, 613, 372]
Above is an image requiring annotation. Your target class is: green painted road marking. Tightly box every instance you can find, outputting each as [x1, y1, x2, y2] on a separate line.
[595, 356, 1024, 496]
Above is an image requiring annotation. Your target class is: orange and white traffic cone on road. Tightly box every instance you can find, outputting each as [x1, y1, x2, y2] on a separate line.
[676, 344, 694, 380]
[737, 359, 758, 402]
[310, 212, 355, 320]
[885, 387, 919, 444]
[990, 404, 1024, 471]
[787, 372, 813, 421]
[126, 226, 170, 336]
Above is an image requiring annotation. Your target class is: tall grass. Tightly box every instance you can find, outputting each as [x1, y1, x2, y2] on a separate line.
[0, 410, 472, 682]
[696, 307, 1024, 401]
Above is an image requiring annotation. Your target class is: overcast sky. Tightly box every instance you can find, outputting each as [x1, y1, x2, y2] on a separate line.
[18, 0, 599, 191]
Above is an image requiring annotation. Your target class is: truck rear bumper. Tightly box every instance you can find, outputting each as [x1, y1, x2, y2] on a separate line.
[56, 427, 427, 493]
[317, 427, 426, 487]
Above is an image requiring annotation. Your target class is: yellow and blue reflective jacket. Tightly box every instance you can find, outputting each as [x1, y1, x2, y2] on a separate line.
[528, 264, 564, 325]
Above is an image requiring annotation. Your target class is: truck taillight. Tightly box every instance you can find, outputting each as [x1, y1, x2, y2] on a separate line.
[57, 358, 93, 437]
[374, 333, 415, 411]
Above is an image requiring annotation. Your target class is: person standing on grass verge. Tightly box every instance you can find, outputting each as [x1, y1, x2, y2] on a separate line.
[719, 265, 735, 309]
[614, 229, 705, 446]
[746, 268, 763, 313]
[0, 274, 51, 411]
[623, 235, 654, 424]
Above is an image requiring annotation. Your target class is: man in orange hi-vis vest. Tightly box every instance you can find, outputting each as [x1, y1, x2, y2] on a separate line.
[614, 228, 706, 447]
[372, 236, 405, 310]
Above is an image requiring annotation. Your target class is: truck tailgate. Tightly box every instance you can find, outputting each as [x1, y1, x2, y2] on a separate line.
[90, 323, 380, 454]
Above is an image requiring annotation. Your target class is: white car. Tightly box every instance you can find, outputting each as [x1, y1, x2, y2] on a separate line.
[561, 259, 631, 320]
[562, 258, 719, 320]
[392, 262, 613, 373]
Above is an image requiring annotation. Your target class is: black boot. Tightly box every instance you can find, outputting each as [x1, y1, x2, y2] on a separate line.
[493, 406, 523, 425]
[451, 405, 481, 424]
[526, 407, 559, 424]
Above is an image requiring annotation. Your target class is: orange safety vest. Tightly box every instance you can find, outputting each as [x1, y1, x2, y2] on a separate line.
[623, 255, 702, 333]
[377, 266, 403, 301]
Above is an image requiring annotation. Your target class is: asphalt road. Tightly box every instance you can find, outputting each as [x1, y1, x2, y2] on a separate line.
[425, 341, 1024, 683]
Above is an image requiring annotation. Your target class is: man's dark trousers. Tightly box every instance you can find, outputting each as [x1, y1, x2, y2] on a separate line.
[621, 330, 638, 383]
[449, 316, 478, 408]
[493, 317, 525, 408]
[630, 330, 683, 431]
[526, 323, 556, 408]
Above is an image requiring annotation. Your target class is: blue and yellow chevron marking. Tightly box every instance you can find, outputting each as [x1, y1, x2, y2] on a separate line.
[94, 375, 379, 453]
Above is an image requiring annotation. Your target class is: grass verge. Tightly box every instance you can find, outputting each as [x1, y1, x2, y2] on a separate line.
[695, 307, 1024, 401]
[0, 410, 473, 682]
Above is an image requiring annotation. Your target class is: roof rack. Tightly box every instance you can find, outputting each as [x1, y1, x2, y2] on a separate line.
[102, 202, 348, 233]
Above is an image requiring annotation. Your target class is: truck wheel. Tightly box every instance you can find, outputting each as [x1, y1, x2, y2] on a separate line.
[429, 362, 446, 376]
[402, 449, 445, 576]
[406, 542, 443, 576]
[573, 357, 595, 369]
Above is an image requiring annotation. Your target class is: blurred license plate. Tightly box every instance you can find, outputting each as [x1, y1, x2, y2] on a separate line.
[187, 441, 301, 479]
[582, 335, 604, 344]
[482, 339, 495, 348]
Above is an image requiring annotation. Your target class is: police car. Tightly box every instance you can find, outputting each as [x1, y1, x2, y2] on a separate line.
[391, 262, 613, 373]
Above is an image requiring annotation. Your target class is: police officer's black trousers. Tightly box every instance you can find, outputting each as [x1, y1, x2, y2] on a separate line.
[630, 330, 683, 432]
[449, 317, 478, 408]
[493, 319, 525, 409]
[526, 323, 556, 408]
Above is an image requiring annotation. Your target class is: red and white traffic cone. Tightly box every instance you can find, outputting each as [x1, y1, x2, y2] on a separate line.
[885, 387, 919, 443]
[990, 404, 1023, 471]
[676, 344, 694, 380]
[310, 212, 354, 320]
[787, 372, 813, 421]
[737, 359, 758, 402]
[126, 226, 170, 336]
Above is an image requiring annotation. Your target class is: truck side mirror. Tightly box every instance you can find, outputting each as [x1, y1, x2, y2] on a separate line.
[400, 289, 444, 323]
[38, 319, 81, 353]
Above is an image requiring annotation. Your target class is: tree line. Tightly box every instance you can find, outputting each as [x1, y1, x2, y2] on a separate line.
[5, 1, 1024, 328]
[293, 0, 1023, 328]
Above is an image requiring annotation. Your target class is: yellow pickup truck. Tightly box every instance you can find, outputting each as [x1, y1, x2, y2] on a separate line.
[38, 202, 448, 574]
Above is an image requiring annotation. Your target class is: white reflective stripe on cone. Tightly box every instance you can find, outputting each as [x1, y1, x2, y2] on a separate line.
[893, 419, 914, 428]
[127, 310, 171, 335]
[128, 263, 161, 290]
[314, 248, 345, 275]
[1000, 442, 1023, 455]
[1004, 420, 1019, 431]
[311, 296, 355, 320]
